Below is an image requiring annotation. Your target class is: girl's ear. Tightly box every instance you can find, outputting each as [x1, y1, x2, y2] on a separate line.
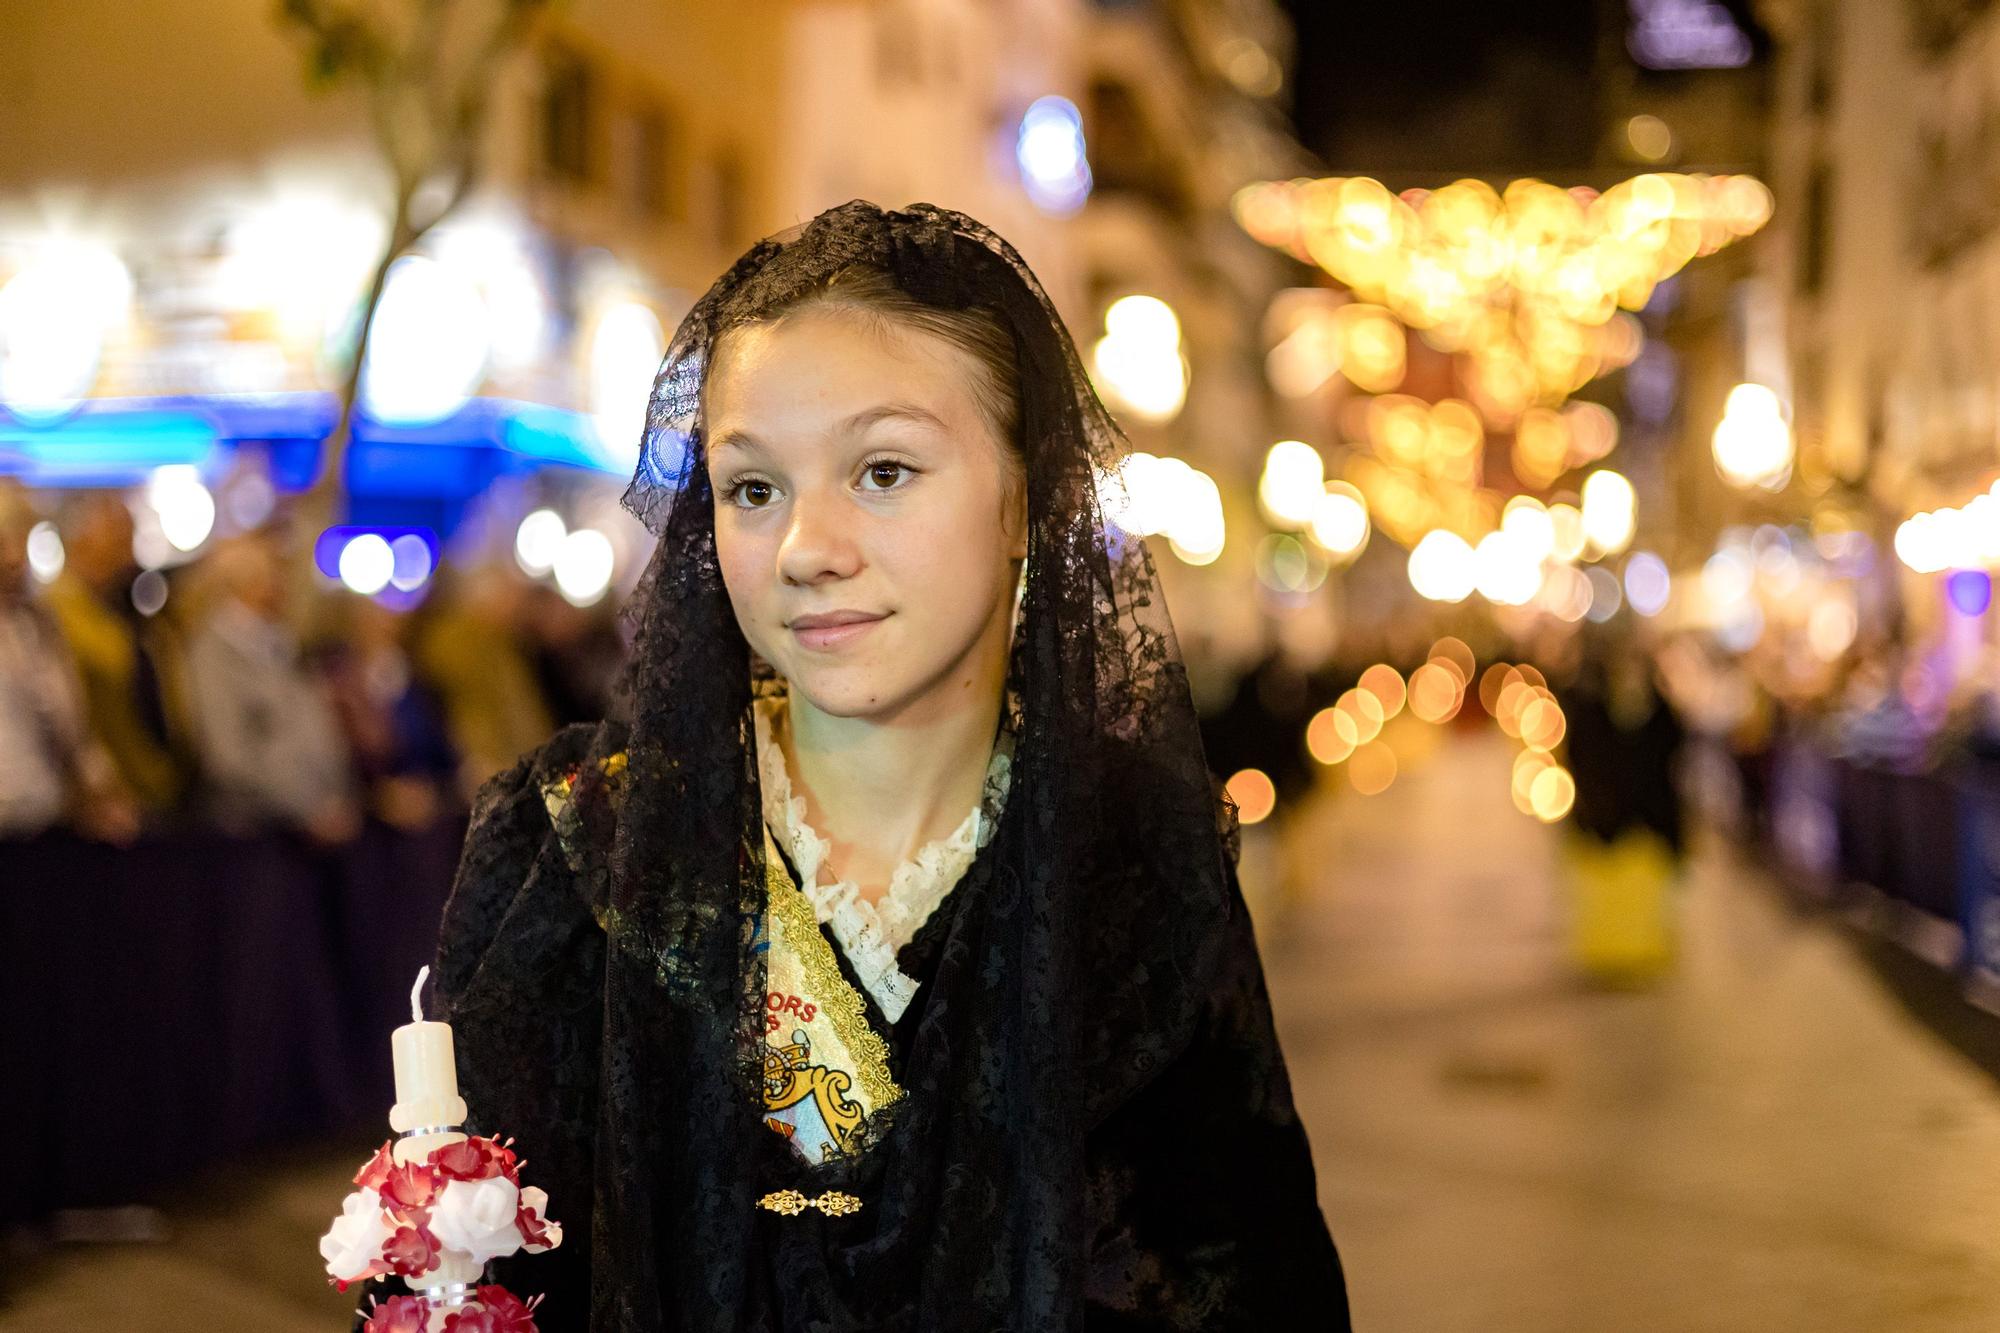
[1004, 471, 1029, 560]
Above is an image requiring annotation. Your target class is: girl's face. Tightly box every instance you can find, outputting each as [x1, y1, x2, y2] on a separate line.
[705, 306, 1027, 723]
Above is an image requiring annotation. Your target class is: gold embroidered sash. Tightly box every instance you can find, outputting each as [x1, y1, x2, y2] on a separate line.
[758, 825, 904, 1165]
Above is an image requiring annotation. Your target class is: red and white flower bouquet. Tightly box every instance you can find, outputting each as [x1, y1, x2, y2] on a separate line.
[320, 1134, 561, 1331]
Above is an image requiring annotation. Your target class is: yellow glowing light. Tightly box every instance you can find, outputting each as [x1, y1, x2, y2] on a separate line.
[1359, 664, 1408, 719]
[1427, 635, 1476, 685]
[1337, 688, 1386, 744]
[1479, 663, 1521, 716]
[1259, 439, 1327, 528]
[1626, 115, 1673, 163]
[1309, 481, 1371, 558]
[1580, 469, 1637, 556]
[1711, 382, 1793, 490]
[1409, 528, 1478, 602]
[1306, 706, 1360, 764]
[1407, 662, 1464, 723]
[1232, 172, 1770, 426]
[1518, 694, 1567, 752]
[1227, 768, 1277, 825]
[1334, 304, 1407, 392]
[1093, 295, 1188, 424]
[1529, 765, 1577, 822]
[1549, 502, 1586, 561]
[1349, 741, 1398, 795]
[1495, 679, 1535, 738]
[1512, 749, 1556, 814]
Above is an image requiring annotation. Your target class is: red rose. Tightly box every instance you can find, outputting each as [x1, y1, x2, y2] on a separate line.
[382, 1161, 442, 1212]
[433, 1135, 518, 1183]
[441, 1287, 540, 1333]
[354, 1141, 397, 1192]
[361, 1294, 431, 1333]
[382, 1223, 441, 1277]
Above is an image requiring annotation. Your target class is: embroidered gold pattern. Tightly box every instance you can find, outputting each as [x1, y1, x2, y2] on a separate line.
[757, 1189, 864, 1217]
[762, 833, 905, 1114]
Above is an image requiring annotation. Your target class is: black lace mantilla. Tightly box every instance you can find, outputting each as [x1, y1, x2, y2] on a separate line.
[422, 201, 1347, 1331]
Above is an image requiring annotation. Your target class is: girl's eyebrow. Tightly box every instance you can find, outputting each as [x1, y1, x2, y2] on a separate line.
[709, 402, 946, 456]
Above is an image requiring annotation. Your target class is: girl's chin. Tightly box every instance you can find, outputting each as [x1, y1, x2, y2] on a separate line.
[778, 665, 899, 720]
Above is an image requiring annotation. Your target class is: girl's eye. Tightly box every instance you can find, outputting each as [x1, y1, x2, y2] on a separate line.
[727, 479, 777, 508]
[862, 459, 912, 491]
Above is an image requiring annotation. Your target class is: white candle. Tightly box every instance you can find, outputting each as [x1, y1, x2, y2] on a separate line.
[390, 966, 468, 1167]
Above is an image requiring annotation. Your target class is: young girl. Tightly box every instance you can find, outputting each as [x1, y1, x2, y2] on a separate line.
[423, 201, 1347, 1331]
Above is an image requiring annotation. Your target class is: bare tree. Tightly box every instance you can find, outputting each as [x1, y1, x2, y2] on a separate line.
[278, 0, 551, 528]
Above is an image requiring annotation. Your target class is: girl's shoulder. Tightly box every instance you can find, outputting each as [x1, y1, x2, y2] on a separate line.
[456, 720, 631, 932]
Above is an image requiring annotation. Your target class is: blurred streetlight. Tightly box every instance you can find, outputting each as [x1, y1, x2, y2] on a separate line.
[1710, 382, 1793, 489]
[1091, 295, 1188, 424]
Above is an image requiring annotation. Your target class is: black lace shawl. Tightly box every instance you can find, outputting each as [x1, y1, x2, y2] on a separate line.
[422, 201, 1347, 1331]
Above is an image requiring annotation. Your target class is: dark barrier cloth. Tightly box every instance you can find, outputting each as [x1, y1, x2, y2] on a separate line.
[1889, 770, 1961, 922]
[0, 816, 464, 1227]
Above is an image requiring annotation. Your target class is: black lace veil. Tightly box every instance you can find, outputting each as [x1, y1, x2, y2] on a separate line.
[581, 199, 1238, 1330]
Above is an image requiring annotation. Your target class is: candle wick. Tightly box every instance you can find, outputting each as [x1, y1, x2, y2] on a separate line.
[411, 966, 430, 1024]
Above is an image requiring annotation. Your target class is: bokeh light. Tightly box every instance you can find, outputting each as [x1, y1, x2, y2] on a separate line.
[1226, 768, 1277, 824]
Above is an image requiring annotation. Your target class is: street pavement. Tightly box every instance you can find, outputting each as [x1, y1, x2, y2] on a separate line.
[1262, 730, 2000, 1332]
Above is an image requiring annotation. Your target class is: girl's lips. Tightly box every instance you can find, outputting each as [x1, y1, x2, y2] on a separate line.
[790, 614, 887, 650]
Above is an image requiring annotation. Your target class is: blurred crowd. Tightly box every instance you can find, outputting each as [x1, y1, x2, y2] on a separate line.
[0, 483, 624, 848]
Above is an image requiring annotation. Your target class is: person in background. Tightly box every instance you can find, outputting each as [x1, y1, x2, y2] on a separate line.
[313, 594, 459, 832]
[1562, 632, 1688, 984]
[184, 533, 360, 843]
[0, 485, 140, 842]
[42, 491, 192, 819]
[522, 581, 625, 727]
[412, 564, 555, 794]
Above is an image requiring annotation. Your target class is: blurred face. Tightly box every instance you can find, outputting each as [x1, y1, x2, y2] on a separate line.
[66, 496, 135, 590]
[705, 306, 1026, 722]
[0, 519, 27, 599]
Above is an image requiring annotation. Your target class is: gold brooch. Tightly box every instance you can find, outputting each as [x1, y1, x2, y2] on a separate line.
[757, 1189, 863, 1217]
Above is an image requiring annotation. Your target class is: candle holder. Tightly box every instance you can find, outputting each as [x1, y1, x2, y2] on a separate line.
[320, 969, 563, 1333]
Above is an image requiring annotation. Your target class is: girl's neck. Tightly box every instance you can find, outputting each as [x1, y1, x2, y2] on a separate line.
[777, 660, 1007, 905]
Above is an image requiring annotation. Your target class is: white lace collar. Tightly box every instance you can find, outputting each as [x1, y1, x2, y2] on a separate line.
[753, 688, 1014, 1023]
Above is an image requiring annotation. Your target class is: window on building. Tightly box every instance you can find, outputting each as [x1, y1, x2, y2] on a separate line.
[542, 45, 599, 185]
[614, 99, 681, 222]
[875, 0, 922, 86]
[708, 146, 745, 249]
[1799, 163, 1832, 296]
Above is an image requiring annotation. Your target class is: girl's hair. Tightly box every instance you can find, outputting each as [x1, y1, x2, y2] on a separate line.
[732, 264, 1026, 488]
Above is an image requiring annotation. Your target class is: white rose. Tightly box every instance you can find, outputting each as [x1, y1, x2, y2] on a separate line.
[319, 1188, 392, 1282]
[428, 1175, 522, 1265]
[519, 1185, 563, 1252]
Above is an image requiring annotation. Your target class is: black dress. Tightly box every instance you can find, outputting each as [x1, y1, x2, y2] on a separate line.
[396, 723, 1348, 1331]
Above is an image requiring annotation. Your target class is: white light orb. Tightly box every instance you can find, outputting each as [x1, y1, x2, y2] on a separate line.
[26, 521, 64, 583]
[0, 243, 132, 421]
[1474, 530, 1543, 606]
[1104, 295, 1181, 349]
[1580, 469, 1637, 556]
[1624, 550, 1672, 616]
[147, 465, 216, 552]
[388, 533, 434, 591]
[553, 527, 616, 607]
[338, 533, 396, 595]
[515, 508, 568, 576]
[1501, 497, 1557, 564]
[1309, 482, 1370, 557]
[1408, 529, 1477, 603]
[1258, 440, 1327, 528]
[589, 300, 665, 469]
[1017, 95, 1092, 215]
[361, 255, 491, 426]
[1091, 332, 1188, 424]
